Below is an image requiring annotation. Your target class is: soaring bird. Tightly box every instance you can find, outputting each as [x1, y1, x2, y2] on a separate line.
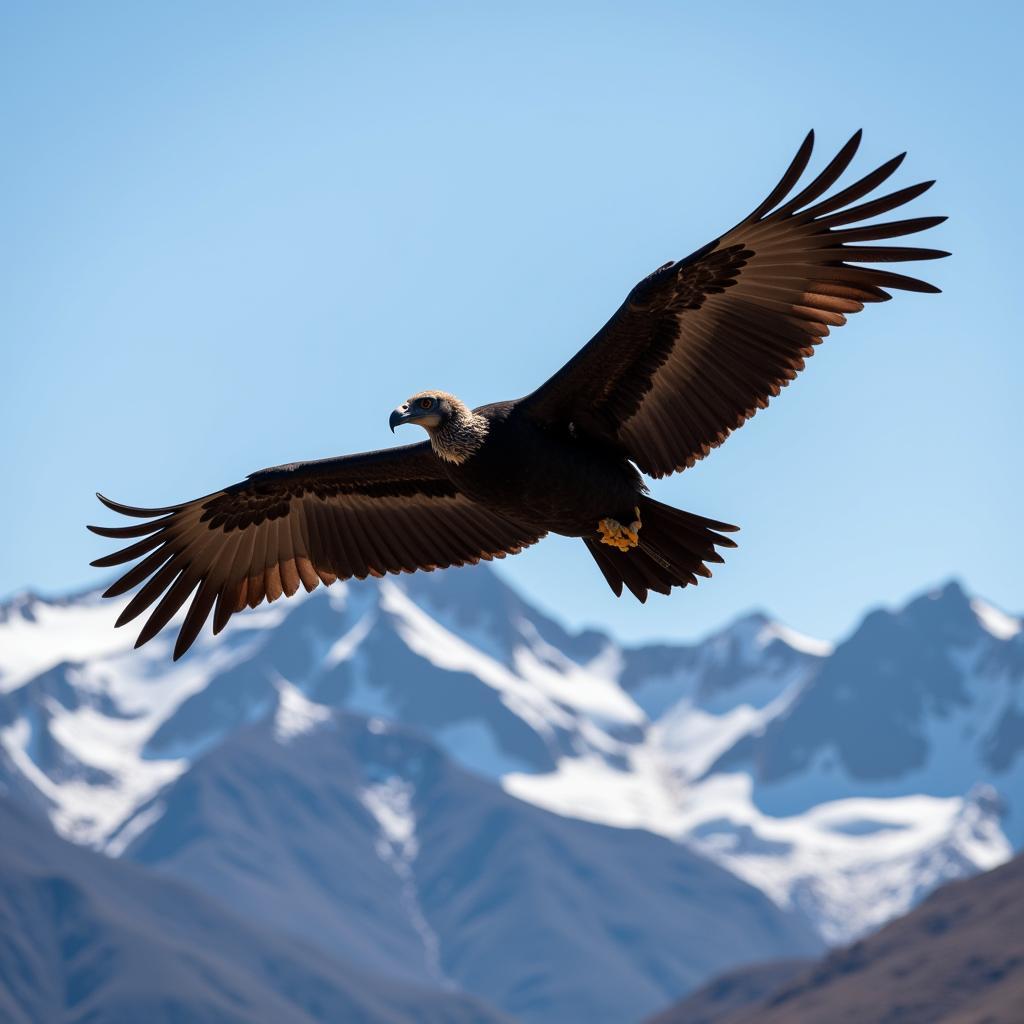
[90, 130, 947, 659]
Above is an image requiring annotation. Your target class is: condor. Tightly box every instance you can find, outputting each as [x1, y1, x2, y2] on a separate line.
[90, 131, 947, 659]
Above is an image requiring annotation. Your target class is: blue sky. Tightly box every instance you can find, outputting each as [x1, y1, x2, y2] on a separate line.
[2, 2, 1021, 644]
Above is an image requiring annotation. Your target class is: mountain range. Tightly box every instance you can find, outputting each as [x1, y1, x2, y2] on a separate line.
[1, 566, 1020, 1020]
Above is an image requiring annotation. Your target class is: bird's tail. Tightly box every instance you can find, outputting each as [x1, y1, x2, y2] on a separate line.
[583, 496, 739, 603]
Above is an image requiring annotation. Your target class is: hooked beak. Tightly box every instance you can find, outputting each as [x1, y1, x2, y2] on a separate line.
[389, 404, 411, 433]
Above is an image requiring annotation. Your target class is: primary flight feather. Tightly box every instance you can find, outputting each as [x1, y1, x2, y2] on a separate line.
[90, 130, 948, 659]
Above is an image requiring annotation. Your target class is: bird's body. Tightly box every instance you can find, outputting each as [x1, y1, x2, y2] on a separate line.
[439, 401, 643, 537]
[90, 130, 948, 659]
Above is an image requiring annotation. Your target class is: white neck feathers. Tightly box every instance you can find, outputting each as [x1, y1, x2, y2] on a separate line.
[430, 400, 489, 464]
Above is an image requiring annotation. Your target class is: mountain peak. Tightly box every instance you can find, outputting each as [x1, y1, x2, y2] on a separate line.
[711, 610, 833, 660]
[398, 561, 512, 609]
[905, 578, 972, 616]
[900, 579, 1021, 646]
[0, 589, 46, 624]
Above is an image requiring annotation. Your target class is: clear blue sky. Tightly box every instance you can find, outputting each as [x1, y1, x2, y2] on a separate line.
[2, 2, 1021, 644]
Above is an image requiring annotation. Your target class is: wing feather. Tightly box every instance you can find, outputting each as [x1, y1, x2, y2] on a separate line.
[90, 442, 544, 658]
[520, 132, 948, 476]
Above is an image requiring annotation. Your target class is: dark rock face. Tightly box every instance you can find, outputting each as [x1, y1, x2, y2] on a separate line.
[400, 564, 610, 668]
[354, 612, 563, 770]
[708, 582, 1024, 802]
[0, 796, 511, 1024]
[986, 704, 1024, 773]
[758, 585, 977, 782]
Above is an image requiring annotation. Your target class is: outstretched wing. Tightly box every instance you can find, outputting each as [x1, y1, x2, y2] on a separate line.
[520, 130, 948, 477]
[89, 442, 544, 659]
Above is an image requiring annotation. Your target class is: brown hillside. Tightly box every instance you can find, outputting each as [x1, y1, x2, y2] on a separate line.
[648, 854, 1024, 1024]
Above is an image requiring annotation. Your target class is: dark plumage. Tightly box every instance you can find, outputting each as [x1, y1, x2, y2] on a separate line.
[90, 130, 948, 658]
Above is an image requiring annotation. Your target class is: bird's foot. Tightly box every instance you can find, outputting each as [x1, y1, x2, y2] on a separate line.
[597, 508, 642, 551]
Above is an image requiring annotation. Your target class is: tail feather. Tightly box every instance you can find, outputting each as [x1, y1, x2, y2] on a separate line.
[584, 497, 738, 603]
[585, 537, 625, 598]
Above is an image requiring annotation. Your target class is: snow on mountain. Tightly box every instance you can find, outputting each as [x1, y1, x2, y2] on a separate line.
[705, 582, 1024, 848]
[0, 569, 1019, 952]
[0, 588, 289, 841]
[618, 610, 826, 721]
[0, 573, 634, 843]
[507, 581, 1020, 942]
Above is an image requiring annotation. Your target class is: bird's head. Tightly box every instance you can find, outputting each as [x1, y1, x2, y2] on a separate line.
[389, 390, 464, 435]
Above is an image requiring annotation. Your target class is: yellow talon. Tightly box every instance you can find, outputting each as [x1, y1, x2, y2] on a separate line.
[598, 507, 642, 551]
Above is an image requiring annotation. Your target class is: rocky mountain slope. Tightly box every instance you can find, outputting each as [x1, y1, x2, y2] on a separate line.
[647, 851, 1024, 1024]
[116, 707, 818, 1023]
[0, 796, 509, 1024]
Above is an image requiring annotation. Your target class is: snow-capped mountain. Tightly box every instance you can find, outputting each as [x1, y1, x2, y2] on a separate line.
[0, 568, 1019, 970]
[0, 574, 639, 843]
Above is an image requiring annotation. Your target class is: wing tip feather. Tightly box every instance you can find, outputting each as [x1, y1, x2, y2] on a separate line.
[96, 491, 181, 518]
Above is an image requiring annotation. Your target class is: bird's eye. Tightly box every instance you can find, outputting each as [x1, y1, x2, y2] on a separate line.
[418, 398, 433, 410]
